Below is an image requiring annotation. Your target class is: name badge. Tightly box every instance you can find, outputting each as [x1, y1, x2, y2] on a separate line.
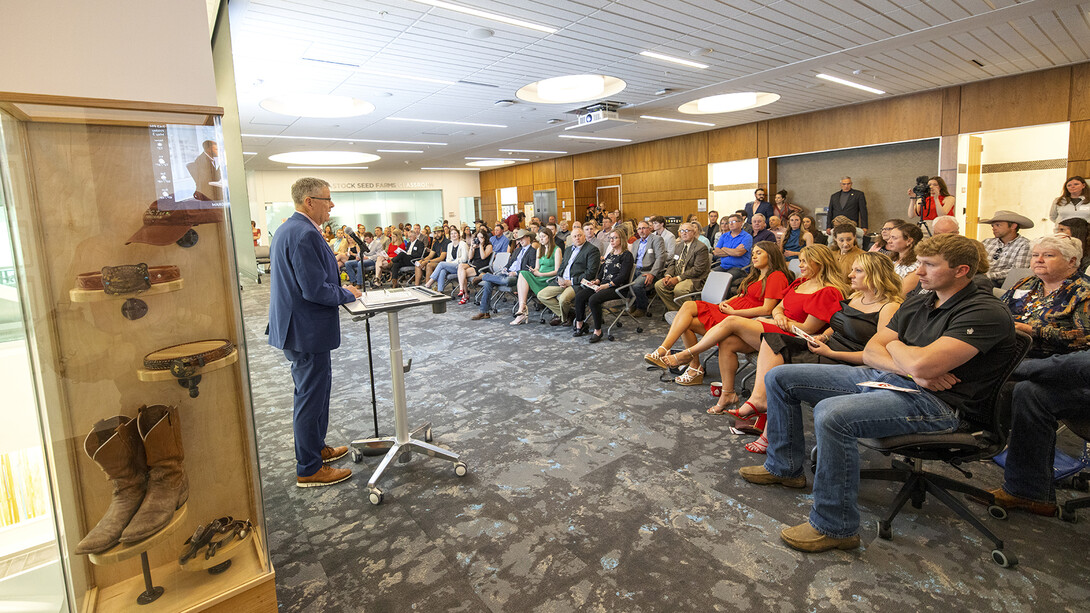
[674, 254, 680, 260]
[1013, 289, 1030, 299]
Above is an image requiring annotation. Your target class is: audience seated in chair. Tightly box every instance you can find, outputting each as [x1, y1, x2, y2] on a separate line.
[734, 252, 904, 453]
[345, 232, 384, 288]
[388, 229, 426, 287]
[415, 228, 449, 286]
[425, 226, 467, 292]
[539, 226, 600, 326]
[712, 213, 753, 285]
[628, 220, 667, 318]
[472, 229, 537, 320]
[572, 226, 635, 342]
[654, 222, 711, 312]
[661, 245, 848, 414]
[645, 241, 792, 387]
[455, 228, 494, 303]
[513, 228, 563, 326]
[831, 222, 865, 283]
[739, 233, 1018, 553]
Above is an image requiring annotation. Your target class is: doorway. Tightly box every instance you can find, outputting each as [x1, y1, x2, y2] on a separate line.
[533, 190, 557, 223]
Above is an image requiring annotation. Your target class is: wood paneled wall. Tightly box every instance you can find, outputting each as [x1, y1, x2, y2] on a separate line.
[481, 63, 1090, 224]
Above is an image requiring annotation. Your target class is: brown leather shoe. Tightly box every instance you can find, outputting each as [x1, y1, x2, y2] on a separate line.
[549, 316, 563, 326]
[780, 522, 860, 552]
[968, 487, 1058, 517]
[321, 445, 349, 464]
[471, 312, 491, 320]
[296, 465, 352, 488]
[630, 308, 646, 318]
[739, 465, 806, 489]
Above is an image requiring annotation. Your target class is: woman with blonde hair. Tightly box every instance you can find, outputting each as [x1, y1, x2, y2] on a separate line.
[733, 252, 905, 452]
[662, 245, 849, 413]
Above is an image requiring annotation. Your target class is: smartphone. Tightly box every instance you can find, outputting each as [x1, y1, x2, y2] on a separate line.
[792, 325, 819, 345]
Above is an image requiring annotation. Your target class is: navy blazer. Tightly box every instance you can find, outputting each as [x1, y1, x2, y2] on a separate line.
[827, 189, 869, 230]
[267, 212, 356, 353]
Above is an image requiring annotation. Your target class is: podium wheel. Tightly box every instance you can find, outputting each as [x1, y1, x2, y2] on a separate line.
[351, 449, 363, 463]
[368, 488, 384, 505]
[454, 462, 468, 477]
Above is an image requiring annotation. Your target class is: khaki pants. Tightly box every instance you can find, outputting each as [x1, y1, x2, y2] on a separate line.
[654, 277, 699, 311]
[538, 284, 575, 320]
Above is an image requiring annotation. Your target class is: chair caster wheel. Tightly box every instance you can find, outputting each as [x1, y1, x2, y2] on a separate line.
[877, 520, 892, 540]
[424, 427, 433, 442]
[607, 335, 615, 341]
[988, 504, 1008, 520]
[351, 449, 363, 463]
[1059, 506, 1078, 523]
[454, 462, 468, 477]
[991, 549, 1017, 568]
[636, 327, 643, 333]
[368, 488, 384, 505]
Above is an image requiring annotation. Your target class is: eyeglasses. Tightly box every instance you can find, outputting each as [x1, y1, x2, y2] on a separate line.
[310, 196, 333, 202]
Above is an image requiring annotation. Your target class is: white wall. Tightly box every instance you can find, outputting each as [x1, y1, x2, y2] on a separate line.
[247, 168, 482, 231]
[0, 1, 216, 106]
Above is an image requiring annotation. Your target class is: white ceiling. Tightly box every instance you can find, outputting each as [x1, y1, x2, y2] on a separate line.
[228, 0, 1090, 171]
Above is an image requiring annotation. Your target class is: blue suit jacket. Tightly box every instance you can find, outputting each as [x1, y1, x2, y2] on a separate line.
[267, 212, 356, 353]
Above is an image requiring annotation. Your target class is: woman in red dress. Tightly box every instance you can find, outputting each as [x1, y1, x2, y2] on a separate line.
[661, 245, 849, 414]
[644, 241, 792, 385]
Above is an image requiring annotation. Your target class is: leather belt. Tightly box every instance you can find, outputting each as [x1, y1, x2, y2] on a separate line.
[76, 264, 180, 293]
[143, 339, 235, 372]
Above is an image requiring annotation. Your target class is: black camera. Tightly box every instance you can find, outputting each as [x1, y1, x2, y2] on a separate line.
[912, 175, 930, 200]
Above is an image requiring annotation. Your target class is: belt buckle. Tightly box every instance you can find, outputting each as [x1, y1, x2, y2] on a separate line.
[101, 264, 151, 295]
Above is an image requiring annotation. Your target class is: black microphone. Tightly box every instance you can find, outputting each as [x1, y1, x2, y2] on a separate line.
[346, 228, 367, 250]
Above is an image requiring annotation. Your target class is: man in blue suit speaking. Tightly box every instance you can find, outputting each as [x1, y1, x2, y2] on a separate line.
[268, 177, 362, 487]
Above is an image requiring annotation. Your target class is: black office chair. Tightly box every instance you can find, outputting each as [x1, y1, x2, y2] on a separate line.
[856, 330, 1032, 568]
[1059, 416, 1090, 522]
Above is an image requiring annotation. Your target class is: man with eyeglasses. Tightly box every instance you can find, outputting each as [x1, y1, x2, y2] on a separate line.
[628, 221, 667, 317]
[654, 223, 710, 311]
[979, 210, 1033, 288]
[540, 226, 600, 325]
[472, 229, 537, 321]
[268, 178, 362, 488]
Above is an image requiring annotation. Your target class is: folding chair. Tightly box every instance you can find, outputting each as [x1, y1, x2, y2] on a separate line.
[602, 265, 643, 340]
[992, 267, 1033, 298]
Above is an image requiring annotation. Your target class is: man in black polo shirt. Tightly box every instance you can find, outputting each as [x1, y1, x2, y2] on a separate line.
[740, 233, 1017, 553]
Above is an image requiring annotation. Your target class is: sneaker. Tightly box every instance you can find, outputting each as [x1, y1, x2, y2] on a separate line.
[780, 522, 860, 553]
[471, 312, 491, 320]
[321, 445, 349, 463]
[296, 465, 352, 488]
[739, 465, 806, 488]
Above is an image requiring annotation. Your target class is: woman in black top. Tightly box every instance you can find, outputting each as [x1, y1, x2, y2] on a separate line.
[572, 226, 634, 343]
[455, 228, 493, 303]
[733, 252, 904, 452]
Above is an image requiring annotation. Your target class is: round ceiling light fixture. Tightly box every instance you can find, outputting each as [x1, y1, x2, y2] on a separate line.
[466, 159, 516, 167]
[268, 151, 380, 165]
[678, 92, 779, 114]
[260, 94, 376, 118]
[516, 74, 626, 104]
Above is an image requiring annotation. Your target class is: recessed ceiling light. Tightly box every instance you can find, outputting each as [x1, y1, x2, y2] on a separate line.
[678, 92, 779, 114]
[421, 167, 482, 171]
[242, 133, 447, 146]
[468, 27, 494, 39]
[409, 0, 556, 34]
[285, 166, 370, 169]
[499, 148, 568, 154]
[376, 149, 424, 153]
[467, 159, 516, 167]
[388, 117, 507, 128]
[639, 51, 708, 69]
[815, 73, 885, 95]
[464, 154, 527, 160]
[260, 94, 375, 118]
[516, 75, 626, 104]
[268, 151, 380, 165]
[557, 134, 632, 142]
[640, 115, 715, 126]
[466, 157, 530, 161]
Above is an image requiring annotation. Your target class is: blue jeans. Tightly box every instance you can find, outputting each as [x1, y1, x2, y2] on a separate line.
[345, 259, 375, 286]
[1003, 352, 1090, 502]
[430, 261, 460, 291]
[763, 364, 959, 538]
[630, 274, 656, 311]
[479, 272, 515, 313]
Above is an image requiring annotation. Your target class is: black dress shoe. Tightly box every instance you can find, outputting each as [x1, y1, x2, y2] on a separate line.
[572, 327, 586, 337]
[588, 332, 603, 343]
[549, 316, 563, 326]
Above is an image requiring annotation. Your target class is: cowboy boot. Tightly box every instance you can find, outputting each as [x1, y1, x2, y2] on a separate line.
[75, 416, 148, 554]
[120, 405, 189, 543]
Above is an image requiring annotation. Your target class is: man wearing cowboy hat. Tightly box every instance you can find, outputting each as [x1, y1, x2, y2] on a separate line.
[979, 210, 1034, 287]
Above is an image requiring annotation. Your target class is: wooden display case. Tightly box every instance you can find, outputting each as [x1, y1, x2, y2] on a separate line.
[0, 95, 274, 612]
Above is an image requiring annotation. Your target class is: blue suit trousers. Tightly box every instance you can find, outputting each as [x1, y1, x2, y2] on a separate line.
[284, 349, 332, 477]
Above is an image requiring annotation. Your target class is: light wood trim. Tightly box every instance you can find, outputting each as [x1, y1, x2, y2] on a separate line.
[532, 160, 555, 184]
[0, 100, 30, 121]
[0, 91, 223, 116]
[1072, 64, 1090, 122]
[1068, 120, 1090, 163]
[941, 86, 961, 136]
[707, 123, 758, 162]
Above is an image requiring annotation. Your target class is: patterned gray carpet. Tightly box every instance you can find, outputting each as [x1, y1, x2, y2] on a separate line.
[239, 278, 1090, 612]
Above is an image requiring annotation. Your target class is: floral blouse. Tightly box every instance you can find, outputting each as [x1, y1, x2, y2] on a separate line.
[1003, 272, 1090, 358]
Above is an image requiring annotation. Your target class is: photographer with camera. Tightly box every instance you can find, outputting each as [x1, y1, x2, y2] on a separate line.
[907, 175, 955, 222]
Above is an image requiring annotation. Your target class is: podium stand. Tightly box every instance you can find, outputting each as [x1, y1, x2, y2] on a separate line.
[343, 286, 467, 505]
